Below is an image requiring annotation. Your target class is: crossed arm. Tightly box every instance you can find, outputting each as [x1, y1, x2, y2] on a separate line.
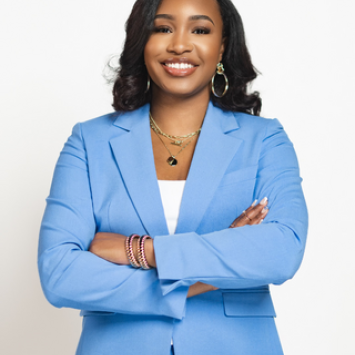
[89, 198, 269, 298]
[38, 119, 307, 320]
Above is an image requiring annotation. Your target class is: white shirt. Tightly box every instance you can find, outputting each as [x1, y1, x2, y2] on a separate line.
[157, 180, 186, 235]
[157, 180, 186, 346]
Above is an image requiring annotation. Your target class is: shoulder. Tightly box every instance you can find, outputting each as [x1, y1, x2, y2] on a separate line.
[67, 111, 128, 145]
[233, 111, 282, 131]
[235, 112, 292, 151]
[76, 104, 149, 140]
[78, 112, 118, 136]
[228, 111, 285, 141]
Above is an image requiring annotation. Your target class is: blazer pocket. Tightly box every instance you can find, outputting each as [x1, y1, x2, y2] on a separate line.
[222, 290, 276, 317]
[218, 165, 257, 188]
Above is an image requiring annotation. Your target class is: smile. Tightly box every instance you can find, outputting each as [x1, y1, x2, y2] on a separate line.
[161, 63, 198, 77]
[165, 63, 195, 69]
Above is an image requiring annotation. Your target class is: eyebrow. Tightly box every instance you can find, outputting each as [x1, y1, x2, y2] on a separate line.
[154, 14, 215, 26]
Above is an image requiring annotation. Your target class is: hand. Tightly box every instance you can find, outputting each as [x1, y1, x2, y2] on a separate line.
[187, 282, 218, 298]
[230, 197, 269, 228]
[89, 232, 132, 265]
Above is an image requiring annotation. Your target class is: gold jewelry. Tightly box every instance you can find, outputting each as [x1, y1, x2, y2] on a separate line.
[151, 126, 196, 167]
[149, 112, 201, 146]
[211, 62, 229, 98]
[151, 121, 187, 146]
[242, 210, 252, 221]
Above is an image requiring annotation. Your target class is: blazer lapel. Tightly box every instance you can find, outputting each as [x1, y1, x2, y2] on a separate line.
[109, 104, 169, 237]
[109, 101, 242, 237]
[175, 101, 243, 234]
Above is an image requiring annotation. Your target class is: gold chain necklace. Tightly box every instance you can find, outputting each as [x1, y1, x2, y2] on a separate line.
[151, 125, 197, 167]
[149, 112, 201, 147]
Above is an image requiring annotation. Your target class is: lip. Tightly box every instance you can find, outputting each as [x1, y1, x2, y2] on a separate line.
[163, 57, 198, 66]
[161, 57, 199, 77]
[161, 63, 198, 77]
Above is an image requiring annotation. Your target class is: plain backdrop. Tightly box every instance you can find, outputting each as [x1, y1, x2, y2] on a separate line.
[1, 0, 354, 354]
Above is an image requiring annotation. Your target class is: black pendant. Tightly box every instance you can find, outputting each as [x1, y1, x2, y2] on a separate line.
[167, 156, 178, 166]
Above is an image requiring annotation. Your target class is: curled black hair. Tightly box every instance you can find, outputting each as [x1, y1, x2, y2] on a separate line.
[110, 0, 261, 115]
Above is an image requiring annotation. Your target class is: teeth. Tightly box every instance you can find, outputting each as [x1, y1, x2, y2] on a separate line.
[165, 63, 195, 69]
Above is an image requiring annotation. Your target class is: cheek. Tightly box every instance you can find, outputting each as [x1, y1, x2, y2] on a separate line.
[144, 38, 165, 69]
[196, 37, 223, 63]
[196, 42, 222, 77]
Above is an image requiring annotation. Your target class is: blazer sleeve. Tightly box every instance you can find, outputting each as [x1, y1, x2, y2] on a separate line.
[38, 123, 189, 320]
[153, 118, 308, 296]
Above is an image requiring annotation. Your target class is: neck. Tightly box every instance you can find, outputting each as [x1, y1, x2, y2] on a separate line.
[149, 87, 211, 136]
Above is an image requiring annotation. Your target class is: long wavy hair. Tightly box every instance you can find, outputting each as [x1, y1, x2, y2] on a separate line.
[110, 0, 262, 115]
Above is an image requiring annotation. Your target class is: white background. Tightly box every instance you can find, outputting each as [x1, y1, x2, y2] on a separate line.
[1, 1, 354, 354]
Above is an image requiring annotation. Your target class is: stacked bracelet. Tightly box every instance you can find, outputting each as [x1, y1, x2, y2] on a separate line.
[137, 235, 152, 269]
[125, 234, 141, 268]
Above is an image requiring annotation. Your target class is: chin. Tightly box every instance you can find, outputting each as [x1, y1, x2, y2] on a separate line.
[161, 84, 207, 98]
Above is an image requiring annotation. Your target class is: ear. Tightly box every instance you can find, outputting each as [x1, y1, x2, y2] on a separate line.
[218, 37, 227, 62]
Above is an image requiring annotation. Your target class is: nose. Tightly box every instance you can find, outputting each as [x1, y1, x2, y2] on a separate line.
[167, 30, 193, 54]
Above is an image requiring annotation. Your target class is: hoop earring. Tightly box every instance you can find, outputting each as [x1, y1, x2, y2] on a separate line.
[145, 76, 151, 93]
[211, 63, 229, 98]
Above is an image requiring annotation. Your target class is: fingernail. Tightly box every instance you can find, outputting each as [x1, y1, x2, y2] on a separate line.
[251, 199, 258, 207]
[262, 207, 268, 214]
[259, 219, 264, 224]
[260, 197, 268, 205]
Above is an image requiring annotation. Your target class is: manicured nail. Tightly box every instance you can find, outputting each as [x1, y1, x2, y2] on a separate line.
[251, 199, 258, 207]
[259, 219, 264, 224]
[262, 207, 268, 214]
[260, 197, 268, 205]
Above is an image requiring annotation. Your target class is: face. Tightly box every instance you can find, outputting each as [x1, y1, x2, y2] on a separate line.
[144, 0, 225, 98]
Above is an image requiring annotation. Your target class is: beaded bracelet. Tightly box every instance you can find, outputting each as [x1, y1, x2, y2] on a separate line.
[137, 235, 152, 269]
[125, 234, 141, 268]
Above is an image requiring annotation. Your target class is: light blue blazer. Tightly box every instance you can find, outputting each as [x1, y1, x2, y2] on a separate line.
[38, 100, 308, 355]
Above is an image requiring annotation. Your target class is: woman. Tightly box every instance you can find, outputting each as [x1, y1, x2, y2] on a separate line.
[38, 0, 308, 354]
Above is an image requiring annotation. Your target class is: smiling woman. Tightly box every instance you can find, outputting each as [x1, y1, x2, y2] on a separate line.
[38, 0, 308, 354]
[112, 0, 261, 115]
[145, 1, 224, 95]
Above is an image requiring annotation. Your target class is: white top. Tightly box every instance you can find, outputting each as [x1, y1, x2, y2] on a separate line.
[157, 180, 186, 346]
[157, 180, 186, 235]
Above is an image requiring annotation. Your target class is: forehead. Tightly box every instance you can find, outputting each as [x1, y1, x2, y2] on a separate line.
[156, 0, 222, 24]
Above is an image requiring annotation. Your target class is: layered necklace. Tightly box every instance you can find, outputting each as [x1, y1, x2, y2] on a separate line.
[149, 112, 201, 167]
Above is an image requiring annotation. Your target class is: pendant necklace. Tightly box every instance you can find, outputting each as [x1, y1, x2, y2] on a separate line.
[151, 126, 197, 166]
[149, 112, 201, 167]
[150, 112, 201, 147]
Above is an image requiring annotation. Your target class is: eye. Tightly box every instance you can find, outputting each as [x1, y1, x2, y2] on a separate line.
[193, 27, 211, 35]
[153, 26, 172, 34]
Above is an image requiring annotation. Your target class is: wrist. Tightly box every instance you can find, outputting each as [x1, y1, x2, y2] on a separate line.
[144, 238, 156, 268]
[125, 234, 156, 269]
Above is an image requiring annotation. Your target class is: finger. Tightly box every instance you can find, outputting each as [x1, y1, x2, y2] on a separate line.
[233, 199, 259, 227]
[244, 197, 268, 220]
[241, 199, 268, 225]
[258, 206, 269, 219]
[242, 210, 253, 223]
[230, 215, 243, 228]
[232, 205, 262, 227]
[244, 199, 258, 213]
[248, 207, 269, 225]
[230, 198, 268, 228]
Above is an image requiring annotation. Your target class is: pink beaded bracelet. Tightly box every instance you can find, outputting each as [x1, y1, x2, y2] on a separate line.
[137, 235, 152, 270]
[125, 234, 140, 268]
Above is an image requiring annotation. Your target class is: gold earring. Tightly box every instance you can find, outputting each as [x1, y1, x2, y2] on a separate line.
[211, 63, 229, 98]
[145, 76, 151, 93]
